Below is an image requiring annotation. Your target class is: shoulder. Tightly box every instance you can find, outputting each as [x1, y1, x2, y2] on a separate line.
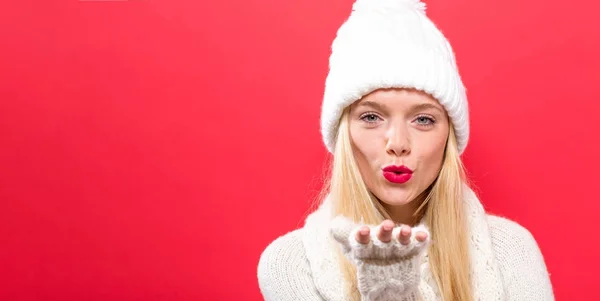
[487, 214, 538, 250]
[258, 229, 306, 273]
[257, 229, 322, 300]
[486, 214, 545, 266]
[486, 215, 555, 300]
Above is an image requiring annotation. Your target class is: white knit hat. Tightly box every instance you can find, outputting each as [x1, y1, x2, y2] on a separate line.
[320, 0, 470, 154]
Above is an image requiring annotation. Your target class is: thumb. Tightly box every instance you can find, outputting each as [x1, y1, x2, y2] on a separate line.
[329, 215, 356, 248]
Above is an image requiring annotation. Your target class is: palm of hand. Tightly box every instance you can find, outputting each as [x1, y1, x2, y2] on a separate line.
[330, 216, 430, 300]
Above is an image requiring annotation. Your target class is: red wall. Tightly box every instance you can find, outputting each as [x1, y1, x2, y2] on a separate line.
[1, 0, 598, 300]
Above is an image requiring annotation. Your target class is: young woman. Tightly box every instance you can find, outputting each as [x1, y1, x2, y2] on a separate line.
[257, 0, 554, 300]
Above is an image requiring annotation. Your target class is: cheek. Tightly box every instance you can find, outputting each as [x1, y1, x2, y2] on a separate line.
[350, 125, 381, 159]
[350, 125, 382, 176]
[418, 132, 448, 170]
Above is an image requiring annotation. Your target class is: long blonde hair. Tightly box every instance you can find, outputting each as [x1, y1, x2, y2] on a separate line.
[321, 108, 473, 301]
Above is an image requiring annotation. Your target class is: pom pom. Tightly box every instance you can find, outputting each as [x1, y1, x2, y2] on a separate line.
[352, 0, 427, 15]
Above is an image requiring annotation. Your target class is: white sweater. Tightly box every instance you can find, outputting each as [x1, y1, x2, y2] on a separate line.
[257, 188, 555, 300]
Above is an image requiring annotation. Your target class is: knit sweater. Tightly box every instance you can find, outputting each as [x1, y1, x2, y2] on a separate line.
[257, 188, 555, 300]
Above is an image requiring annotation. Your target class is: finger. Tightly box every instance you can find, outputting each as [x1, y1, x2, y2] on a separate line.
[355, 226, 371, 244]
[398, 225, 411, 245]
[377, 220, 394, 243]
[415, 231, 428, 242]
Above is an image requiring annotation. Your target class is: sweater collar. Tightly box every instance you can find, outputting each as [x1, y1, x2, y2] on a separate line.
[300, 185, 506, 301]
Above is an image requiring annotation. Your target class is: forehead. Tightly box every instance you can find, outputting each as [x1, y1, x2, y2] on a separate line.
[353, 88, 444, 111]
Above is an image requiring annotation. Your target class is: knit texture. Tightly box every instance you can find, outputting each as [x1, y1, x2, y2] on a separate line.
[257, 186, 555, 301]
[330, 216, 429, 301]
[320, 0, 470, 154]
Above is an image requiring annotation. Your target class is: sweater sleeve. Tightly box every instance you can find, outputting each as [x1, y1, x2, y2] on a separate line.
[488, 215, 555, 301]
[257, 229, 324, 301]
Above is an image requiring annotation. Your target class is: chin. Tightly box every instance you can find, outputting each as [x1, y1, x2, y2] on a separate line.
[374, 188, 415, 207]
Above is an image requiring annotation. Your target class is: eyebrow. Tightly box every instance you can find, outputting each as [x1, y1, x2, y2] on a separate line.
[356, 100, 386, 111]
[356, 101, 445, 114]
[410, 103, 445, 114]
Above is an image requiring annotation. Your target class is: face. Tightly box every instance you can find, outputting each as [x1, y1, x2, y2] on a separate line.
[349, 88, 449, 221]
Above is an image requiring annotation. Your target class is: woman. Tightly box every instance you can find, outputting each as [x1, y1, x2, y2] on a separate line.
[257, 0, 554, 300]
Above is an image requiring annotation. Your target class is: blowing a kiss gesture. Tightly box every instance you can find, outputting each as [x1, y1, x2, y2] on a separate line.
[331, 217, 431, 301]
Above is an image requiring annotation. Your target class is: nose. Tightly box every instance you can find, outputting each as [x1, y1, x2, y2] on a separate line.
[385, 124, 411, 157]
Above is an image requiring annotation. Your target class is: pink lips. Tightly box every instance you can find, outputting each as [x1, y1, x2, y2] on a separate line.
[382, 165, 413, 184]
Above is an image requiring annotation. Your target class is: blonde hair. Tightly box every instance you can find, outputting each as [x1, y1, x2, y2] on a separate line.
[321, 108, 473, 301]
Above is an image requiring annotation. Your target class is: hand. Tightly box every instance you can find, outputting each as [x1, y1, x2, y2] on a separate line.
[330, 216, 430, 301]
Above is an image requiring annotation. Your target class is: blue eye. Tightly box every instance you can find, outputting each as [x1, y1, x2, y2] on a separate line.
[415, 115, 435, 126]
[360, 113, 381, 123]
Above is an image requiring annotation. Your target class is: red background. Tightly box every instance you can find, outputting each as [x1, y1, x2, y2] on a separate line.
[1, 0, 598, 300]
